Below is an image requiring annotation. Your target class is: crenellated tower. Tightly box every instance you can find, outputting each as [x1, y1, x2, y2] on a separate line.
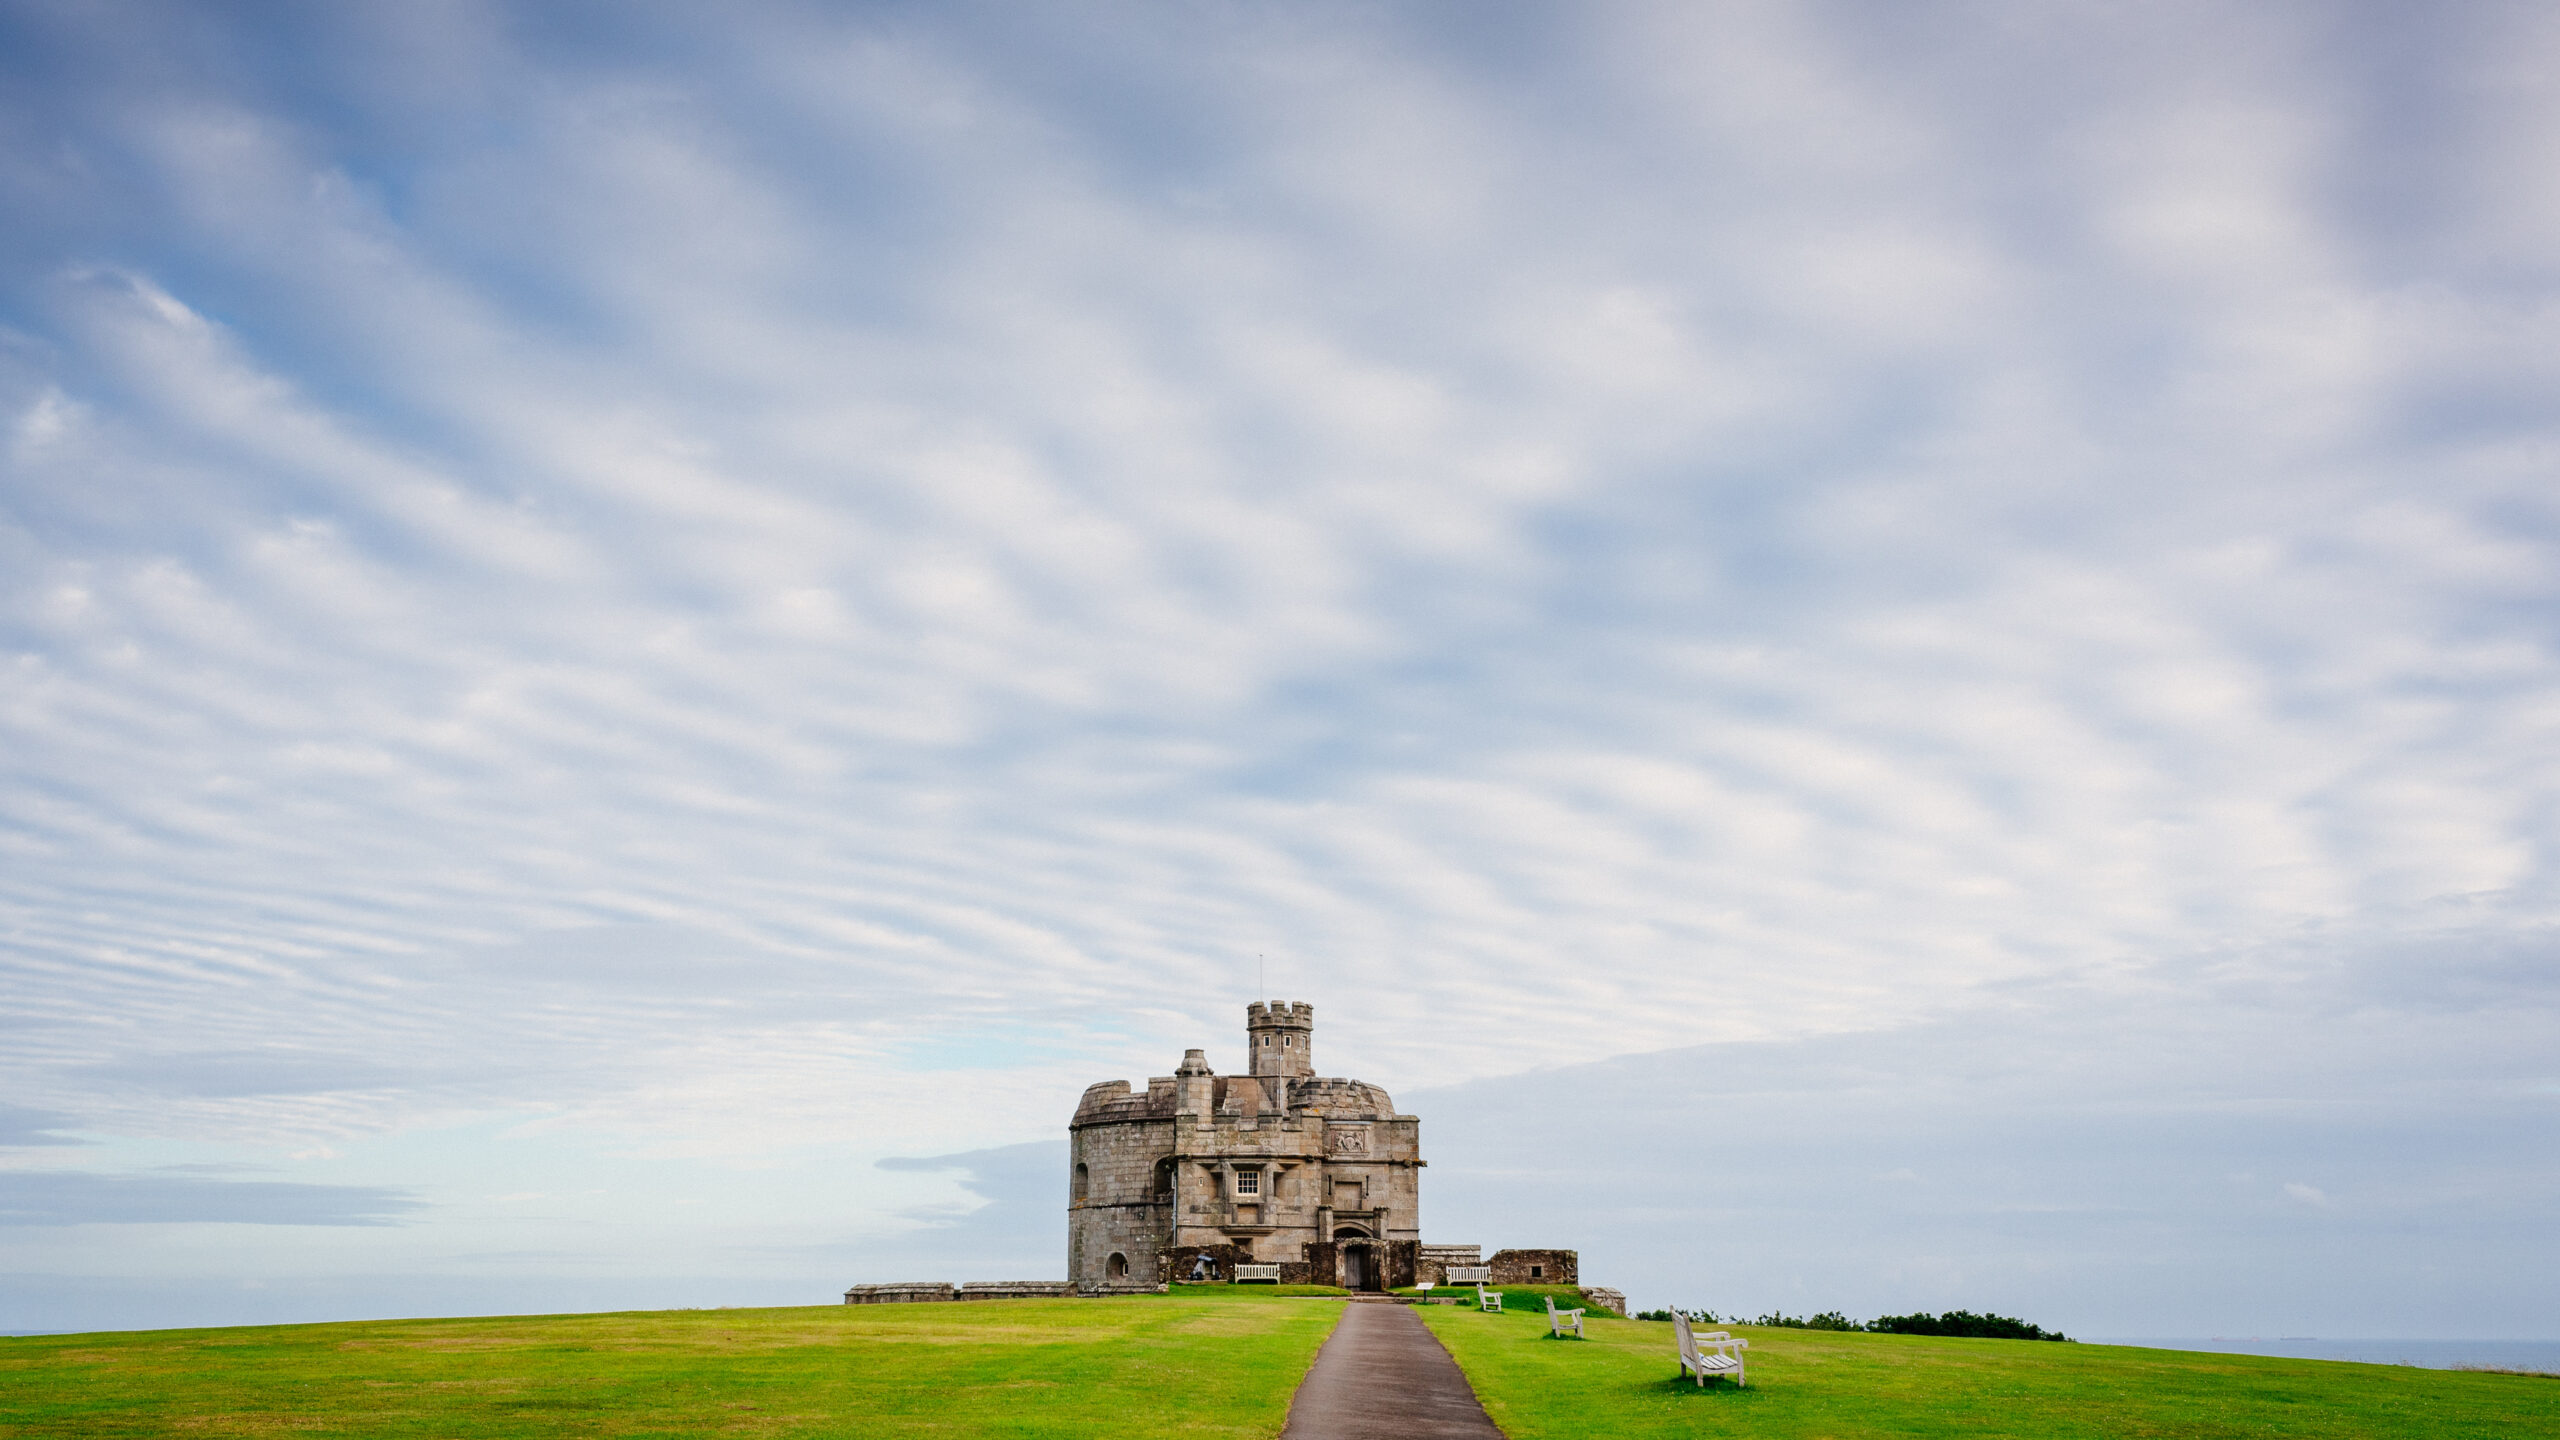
[1066, 998, 1420, 1293]
[1246, 1000, 1314, 1078]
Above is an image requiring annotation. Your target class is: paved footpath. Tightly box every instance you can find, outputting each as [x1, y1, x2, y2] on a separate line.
[1279, 1300, 1505, 1440]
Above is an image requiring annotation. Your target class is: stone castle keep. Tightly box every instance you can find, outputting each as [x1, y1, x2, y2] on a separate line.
[847, 999, 1603, 1308]
[1070, 1001, 1562, 1295]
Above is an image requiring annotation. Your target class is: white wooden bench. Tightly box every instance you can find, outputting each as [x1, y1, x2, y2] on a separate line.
[1233, 1263, 1282, 1284]
[1445, 1266, 1491, 1284]
[1477, 1285, 1502, 1313]
[1673, 1312, 1748, 1386]
[1546, 1295, 1585, 1338]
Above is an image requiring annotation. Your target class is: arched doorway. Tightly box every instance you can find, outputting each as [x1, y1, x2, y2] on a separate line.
[1335, 1229, 1380, 1292]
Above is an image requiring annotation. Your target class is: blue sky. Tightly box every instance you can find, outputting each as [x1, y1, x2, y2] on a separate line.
[2, 0, 2556, 1337]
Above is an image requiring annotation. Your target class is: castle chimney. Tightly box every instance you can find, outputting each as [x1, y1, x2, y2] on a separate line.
[1246, 1001, 1314, 1079]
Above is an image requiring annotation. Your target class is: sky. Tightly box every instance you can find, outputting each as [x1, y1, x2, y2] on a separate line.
[2, 0, 2556, 1339]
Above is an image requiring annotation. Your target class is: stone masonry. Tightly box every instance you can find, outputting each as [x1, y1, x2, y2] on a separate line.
[844, 1001, 1606, 1304]
[1485, 1248, 1578, 1285]
[1068, 1002, 1426, 1293]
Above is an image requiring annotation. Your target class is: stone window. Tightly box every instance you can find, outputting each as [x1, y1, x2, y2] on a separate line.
[1108, 1252, 1128, 1279]
[1530, 1264, 1544, 1278]
[1074, 1162, 1088, 1200]
[1235, 1169, 1260, 1196]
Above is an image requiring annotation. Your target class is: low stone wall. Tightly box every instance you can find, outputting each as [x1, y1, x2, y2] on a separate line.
[1486, 1248, 1578, 1285]
[1417, 1244, 1481, 1284]
[844, 1283, 957, 1305]
[847, 1281, 1075, 1304]
[1162, 1242, 1254, 1286]
[1078, 1280, 1168, 1295]
[1579, 1287, 1626, 1316]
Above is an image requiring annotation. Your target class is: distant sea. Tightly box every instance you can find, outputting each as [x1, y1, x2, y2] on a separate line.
[2092, 1338, 2560, 1373]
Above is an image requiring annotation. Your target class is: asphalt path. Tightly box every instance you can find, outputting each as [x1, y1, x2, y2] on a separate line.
[1278, 1301, 1505, 1440]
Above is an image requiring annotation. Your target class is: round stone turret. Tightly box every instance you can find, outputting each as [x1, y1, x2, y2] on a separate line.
[1247, 1000, 1314, 1078]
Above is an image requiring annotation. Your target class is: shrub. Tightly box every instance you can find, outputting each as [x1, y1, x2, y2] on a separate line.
[1752, 1310, 1860, 1331]
[1632, 1307, 1720, 1323]
[1867, 1309, 2071, 1342]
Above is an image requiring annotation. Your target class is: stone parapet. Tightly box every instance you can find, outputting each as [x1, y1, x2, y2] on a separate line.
[844, 1283, 957, 1304]
[1417, 1244, 1481, 1284]
[957, 1282, 1072, 1300]
[1579, 1287, 1626, 1316]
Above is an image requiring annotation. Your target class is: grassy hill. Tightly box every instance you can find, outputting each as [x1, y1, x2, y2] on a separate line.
[1415, 1292, 2559, 1439]
[0, 1295, 1336, 1439]
[3, 1289, 2553, 1439]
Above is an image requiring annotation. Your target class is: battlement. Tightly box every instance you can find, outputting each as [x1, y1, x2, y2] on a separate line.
[1061, 997, 1433, 1296]
[1246, 1000, 1314, 1077]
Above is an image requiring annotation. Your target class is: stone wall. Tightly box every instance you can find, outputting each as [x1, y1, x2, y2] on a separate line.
[1579, 1287, 1626, 1316]
[844, 1283, 956, 1304]
[1385, 1239, 1420, 1289]
[1162, 1241, 1253, 1285]
[1486, 1248, 1578, 1285]
[959, 1282, 1072, 1300]
[1068, 1112, 1175, 1291]
[847, 1282, 1076, 1304]
[1416, 1244, 1481, 1285]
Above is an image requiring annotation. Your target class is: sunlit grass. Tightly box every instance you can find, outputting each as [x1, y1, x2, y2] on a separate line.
[11, 1290, 2556, 1439]
[0, 1297, 1339, 1439]
[1415, 1303, 2560, 1439]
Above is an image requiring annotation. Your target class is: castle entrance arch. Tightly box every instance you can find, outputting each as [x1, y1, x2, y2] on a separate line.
[1334, 1229, 1381, 1292]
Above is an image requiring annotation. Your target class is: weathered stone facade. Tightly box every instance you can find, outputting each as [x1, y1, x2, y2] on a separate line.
[1486, 1248, 1579, 1285]
[1067, 1002, 1425, 1293]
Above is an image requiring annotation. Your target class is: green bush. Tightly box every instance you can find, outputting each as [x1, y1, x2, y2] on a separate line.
[1641, 1305, 2067, 1338]
[1750, 1309, 1860, 1331]
[1867, 1308, 2071, 1341]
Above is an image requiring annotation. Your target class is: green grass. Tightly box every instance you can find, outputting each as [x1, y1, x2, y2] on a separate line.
[0, 1296, 1340, 1439]
[1396, 1283, 1590, 1314]
[1166, 1282, 1351, 1299]
[1414, 1303, 2560, 1439]
[9, 1291, 2556, 1439]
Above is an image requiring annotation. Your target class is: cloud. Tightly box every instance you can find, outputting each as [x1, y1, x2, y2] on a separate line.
[0, 1106, 84, 1148]
[1404, 965, 2559, 1337]
[0, 1171, 422, 1227]
[873, 1141, 1066, 1276]
[0, 0, 2555, 1329]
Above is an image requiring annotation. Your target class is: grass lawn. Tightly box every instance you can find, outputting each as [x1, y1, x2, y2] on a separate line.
[11, 1289, 2556, 1439]
[0, 1295, 1341, 1439]
[1415, 1302, 2560, 1439]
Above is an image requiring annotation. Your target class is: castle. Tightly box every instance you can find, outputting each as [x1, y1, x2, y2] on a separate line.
[848, 999, 1603, 1308]
[1069, 1001, 1568, 1294]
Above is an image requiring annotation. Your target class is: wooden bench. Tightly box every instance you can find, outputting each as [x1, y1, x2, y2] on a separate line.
[1673, 1312, 1748, 1386]
[1546, 1295, 1585, 1338]
[1233, 1264, 1282, 1284]
[1477, 1286, 1502, 1313]
[1445, 1266, 1491, 1284]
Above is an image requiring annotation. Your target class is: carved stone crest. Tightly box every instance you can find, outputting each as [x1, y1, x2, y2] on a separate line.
[1327, 1127, 1368, 1156]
